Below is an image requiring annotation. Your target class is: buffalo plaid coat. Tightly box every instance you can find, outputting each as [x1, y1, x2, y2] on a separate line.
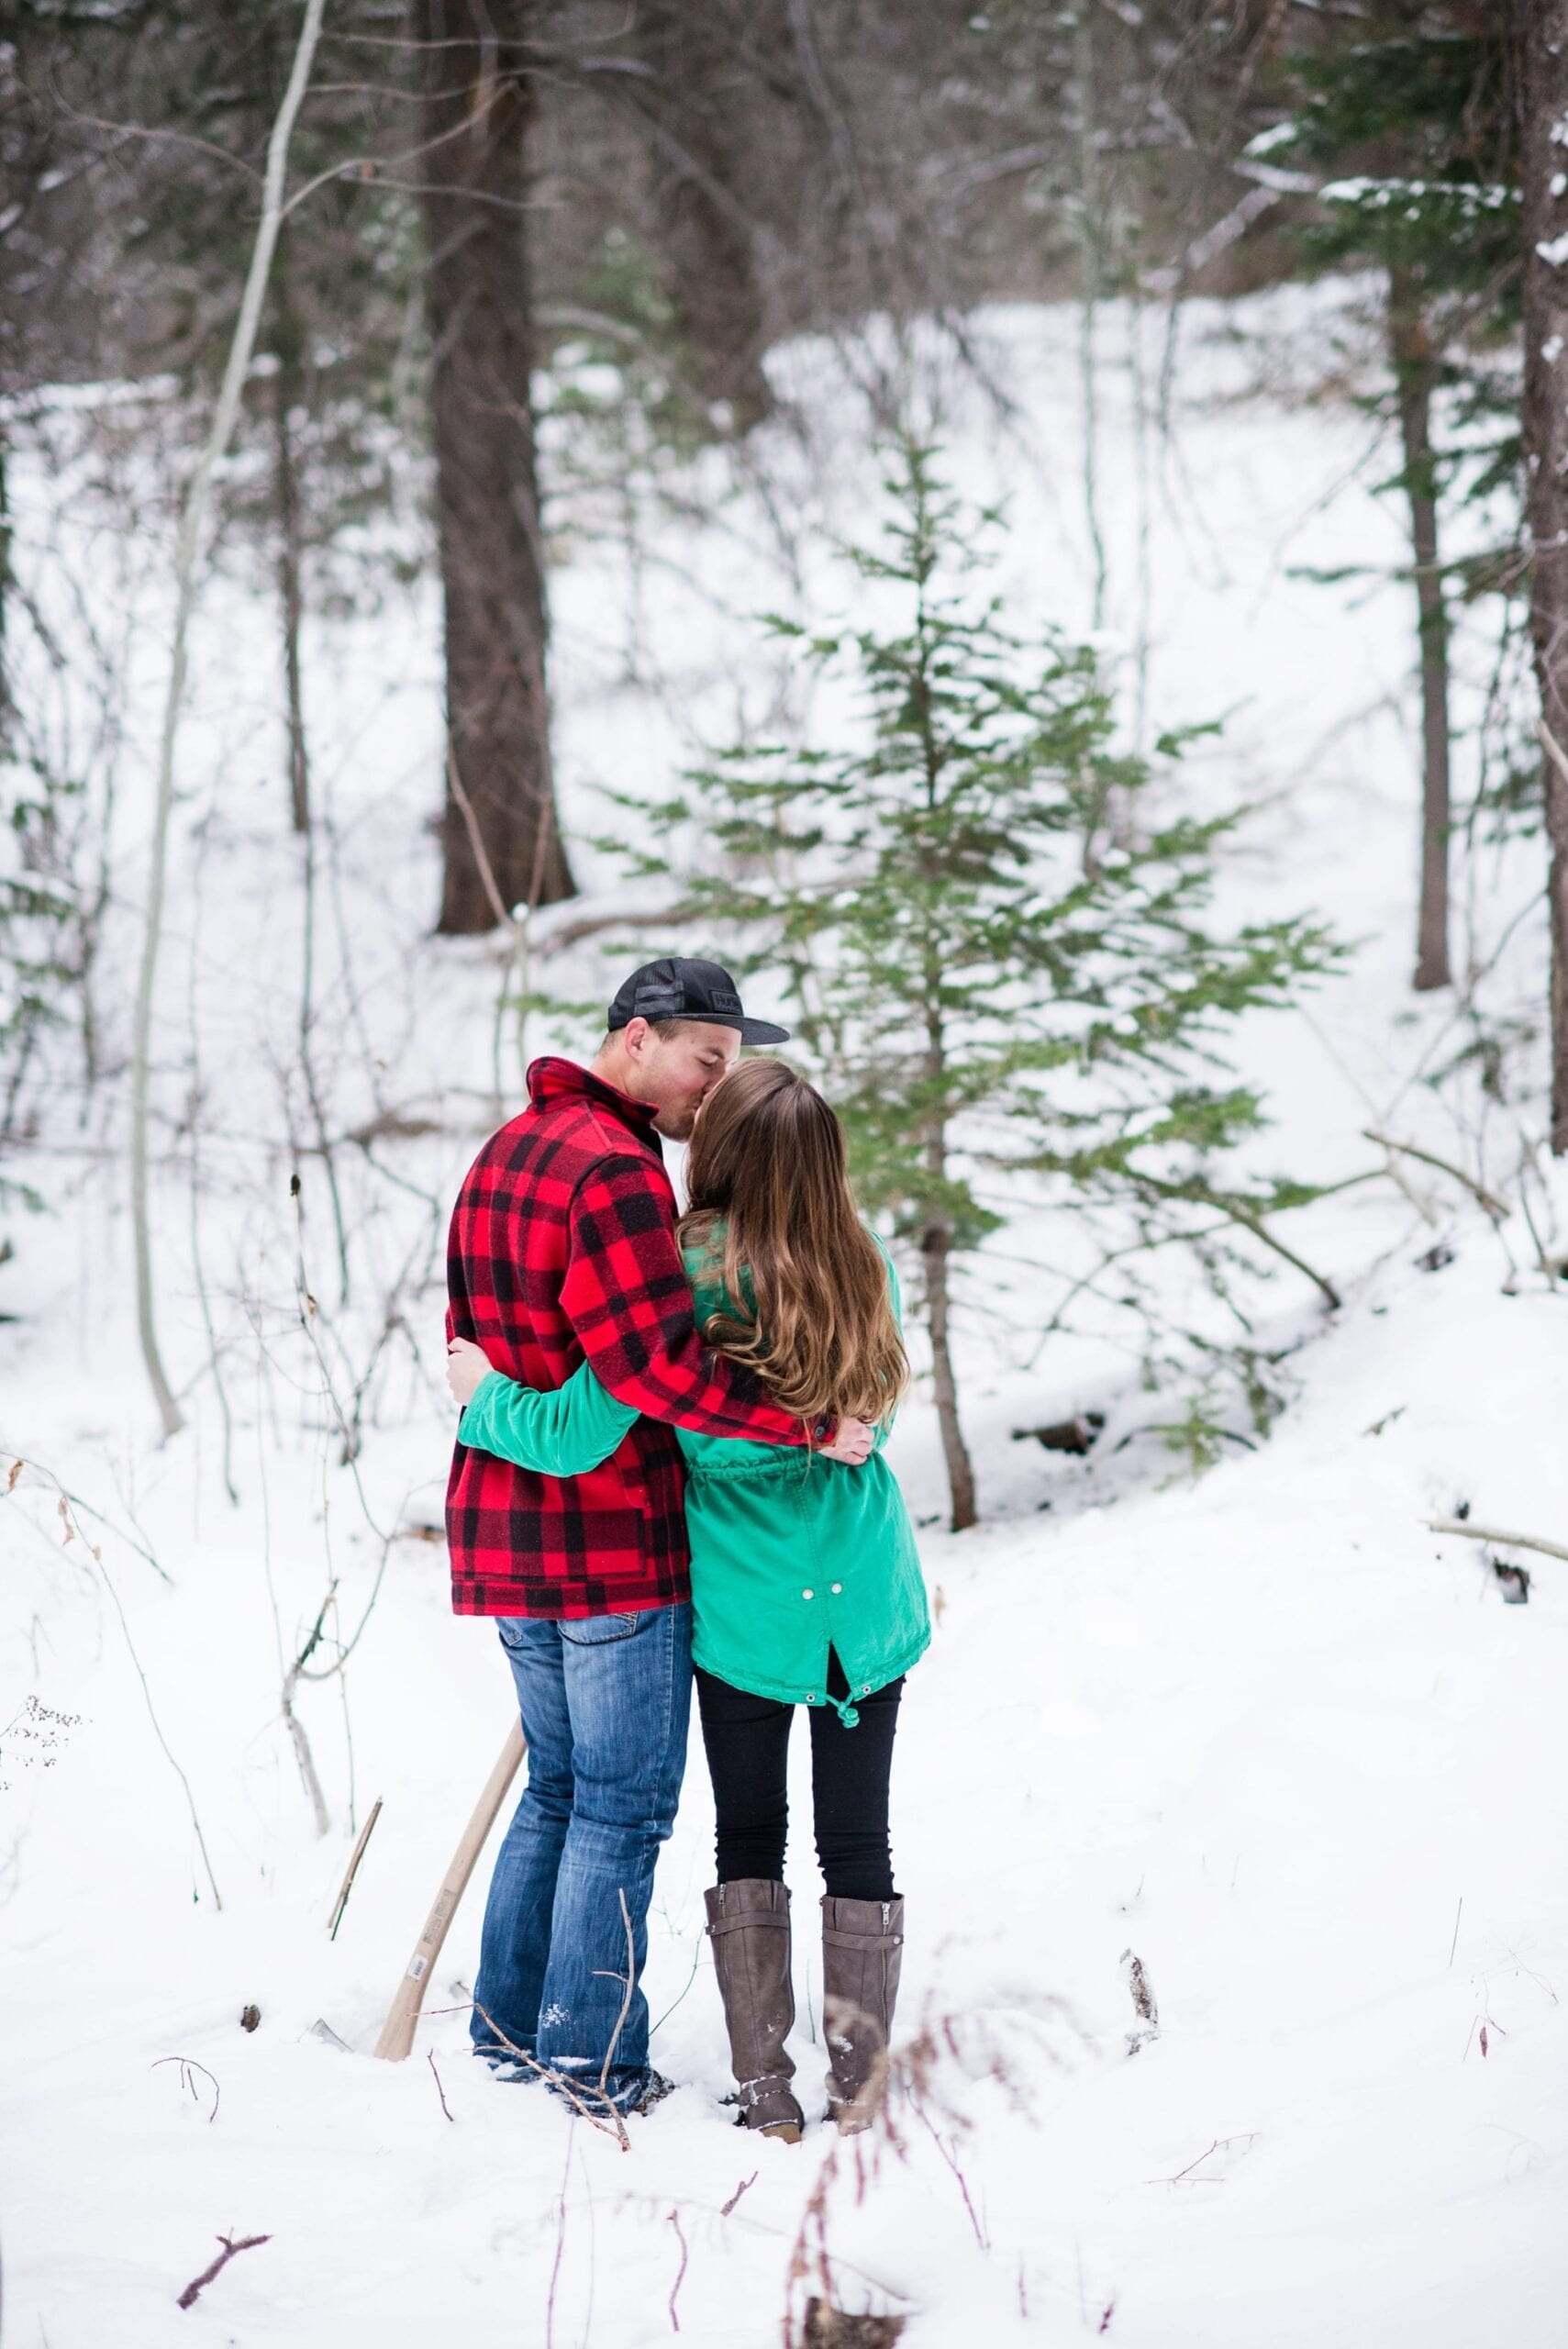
[445, 1056, 806, 1618]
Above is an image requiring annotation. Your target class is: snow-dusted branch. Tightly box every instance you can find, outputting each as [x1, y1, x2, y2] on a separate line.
[1428, 1518, 1568, 1566]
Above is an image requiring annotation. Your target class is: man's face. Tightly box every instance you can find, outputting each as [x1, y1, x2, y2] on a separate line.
[625, 1020, 741, 1140]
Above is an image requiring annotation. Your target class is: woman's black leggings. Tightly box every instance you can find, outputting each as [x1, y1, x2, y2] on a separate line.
[694, 1649, 903, 1902]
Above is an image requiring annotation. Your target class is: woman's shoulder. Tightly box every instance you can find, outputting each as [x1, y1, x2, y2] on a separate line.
[681, 1215, 756, 1320]
[679, 1211, 725, 1279]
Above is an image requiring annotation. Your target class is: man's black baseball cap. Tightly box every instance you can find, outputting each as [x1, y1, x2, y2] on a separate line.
[606, 957, 790, 1047]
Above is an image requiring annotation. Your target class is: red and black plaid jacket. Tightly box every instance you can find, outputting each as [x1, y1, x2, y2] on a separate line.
[445, 1056, 806, 1618]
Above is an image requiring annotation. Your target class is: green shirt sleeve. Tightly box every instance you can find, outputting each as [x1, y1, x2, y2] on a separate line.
[873, 1236, 903, 1453]
[459, 1360, 639, 1478]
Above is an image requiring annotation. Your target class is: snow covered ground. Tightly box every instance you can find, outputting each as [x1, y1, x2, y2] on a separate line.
[2, 290, 1565, 2345]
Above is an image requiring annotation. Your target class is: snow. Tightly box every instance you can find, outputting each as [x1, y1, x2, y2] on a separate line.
[2, 286, 1566, 2346]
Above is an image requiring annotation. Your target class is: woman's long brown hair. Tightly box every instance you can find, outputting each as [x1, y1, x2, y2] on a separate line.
[678, 1057, 908, 1427]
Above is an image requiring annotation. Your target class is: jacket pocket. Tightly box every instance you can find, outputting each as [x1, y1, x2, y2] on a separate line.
[560, 1609, 644, 1647]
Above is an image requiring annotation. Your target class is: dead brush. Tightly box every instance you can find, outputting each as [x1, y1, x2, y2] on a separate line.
[783, 1994, 1082, 2347]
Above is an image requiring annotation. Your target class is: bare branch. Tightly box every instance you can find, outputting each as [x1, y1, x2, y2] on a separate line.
[176, 2232, 271, 2311]
[1428, 1517, 1568, 1565]
[1362, 1133, 1511, 1223]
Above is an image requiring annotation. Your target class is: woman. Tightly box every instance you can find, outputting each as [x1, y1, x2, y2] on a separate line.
[446, 1056, 929, 2140]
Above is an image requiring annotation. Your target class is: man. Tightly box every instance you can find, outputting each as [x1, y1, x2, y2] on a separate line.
[446, 956, 873, 2113]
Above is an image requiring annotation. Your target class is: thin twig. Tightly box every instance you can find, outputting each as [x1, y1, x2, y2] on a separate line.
[175, 2232, 271, 2311]
[1, 1453, 172, 1585]
[721, 2171, 759, 2218]
[281, 1584, 336, 1838]
[596, 1887, 639, 2107]
[667, 2210, 689, 2332]
[428, 2049, 454, 2122]
[26, 1483, 223, 1908]
[328, 1797, 383, 1938]
[912, 2101, 986, 2247]
[546, 2125, 573, 2349]
[151, 2055, 220, 2124]
[445, 743, 517, 932]
[1364, 1131, 1511, 1223]
[1123, 1174, 1342, 1310]
[459, 2004, 629, 2148]
[1428, 1518, 1568, 1564]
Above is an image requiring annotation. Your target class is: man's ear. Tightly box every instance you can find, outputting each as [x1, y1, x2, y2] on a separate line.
[620, 1017, 651, 1063]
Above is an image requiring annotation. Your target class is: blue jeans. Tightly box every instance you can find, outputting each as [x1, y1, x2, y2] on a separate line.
[471, 1601, 693, 2109]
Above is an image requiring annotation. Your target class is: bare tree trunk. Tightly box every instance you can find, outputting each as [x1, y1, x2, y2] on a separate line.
[1388, 262, 1451, 994]
[631, 0, 773, 433]
[921, 1217, 977, 1533]
[0, 429, 12, 743]
[416, 0, 573, 936]
[1518, 0, 1568, 1152]
[1074, 4, 1108, 634]
[920, 995, 976, 1531]
[130, 0, 327, 1438]
[272, 228, 311, 836]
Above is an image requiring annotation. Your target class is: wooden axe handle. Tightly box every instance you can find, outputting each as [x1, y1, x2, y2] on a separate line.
[373, 1719, 527, 2061]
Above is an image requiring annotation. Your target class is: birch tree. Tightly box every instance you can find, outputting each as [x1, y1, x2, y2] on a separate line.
[130, 0, 327, 1436]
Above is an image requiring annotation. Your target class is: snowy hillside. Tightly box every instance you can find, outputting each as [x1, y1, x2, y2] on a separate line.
[2, 290, 1565, 2347]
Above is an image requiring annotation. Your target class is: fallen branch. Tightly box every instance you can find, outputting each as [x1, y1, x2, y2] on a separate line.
[176, 2231, 271, 2310]
[1428, 1517, 1568, 1565]
[327, 1795, 383, 1938]
[1363, 1131, 1511, 1224]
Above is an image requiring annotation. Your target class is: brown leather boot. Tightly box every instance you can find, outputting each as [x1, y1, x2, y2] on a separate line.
[704, 1879, 805, 2142]
[821, 1894, 904, 2134]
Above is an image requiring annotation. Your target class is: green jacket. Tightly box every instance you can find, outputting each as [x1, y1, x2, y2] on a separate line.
[459, 1230, 929, 1724]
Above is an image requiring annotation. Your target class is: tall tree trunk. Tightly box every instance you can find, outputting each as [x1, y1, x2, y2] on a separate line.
[272, 228, 310, 836]
[921, 1217, 977, 1533]
[1388, 262, 1451, 994]
[631, 0, 773, 433]
[416, 0, 573, 935]
[0, 428, 12, 746]
[1518, 0, 1568, 1153]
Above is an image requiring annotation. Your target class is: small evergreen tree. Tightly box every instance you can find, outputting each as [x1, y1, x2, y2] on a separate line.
[616, 445, 1340, 1528]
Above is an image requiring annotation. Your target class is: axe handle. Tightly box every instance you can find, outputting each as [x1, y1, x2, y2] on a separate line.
[373, 1719, 527, 2061]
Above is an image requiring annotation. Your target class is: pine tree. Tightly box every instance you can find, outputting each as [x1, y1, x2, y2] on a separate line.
[1255, 5, 1520, 993]
[616, 445, 1340, 1528]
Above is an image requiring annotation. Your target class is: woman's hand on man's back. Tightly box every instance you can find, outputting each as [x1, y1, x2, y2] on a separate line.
[819, 1416, 874, 1465]
[447, 1334, 496, 1408]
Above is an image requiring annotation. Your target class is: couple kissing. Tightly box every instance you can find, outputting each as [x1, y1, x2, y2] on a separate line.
[444, 957, 929, 2137]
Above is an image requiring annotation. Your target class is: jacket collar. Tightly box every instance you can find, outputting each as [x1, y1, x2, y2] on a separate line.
[527, 1055, 662, 1146]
